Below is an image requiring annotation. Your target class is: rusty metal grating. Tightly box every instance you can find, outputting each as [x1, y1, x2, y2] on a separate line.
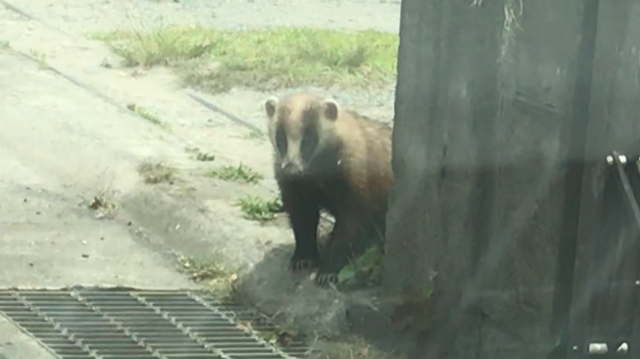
[0, 289, 310, 359]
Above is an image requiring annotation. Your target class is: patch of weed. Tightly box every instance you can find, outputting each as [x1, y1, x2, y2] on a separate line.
[126, 103, 169, 129]
[137, 160, 176, 184]
[92, 26, 213, 67]
[185, 146, 216, 162]
[337, 245, 384, 286]
[206, 163, 263, 184]
[88, 186, 119, 219]
[243, 129, 266, 141]
[176, 254, 239, 299]
[29, 49, 48, 70]
[92, 26, 398, 92]
[236, 195, 283, 222]
[177, 254, 227, 282]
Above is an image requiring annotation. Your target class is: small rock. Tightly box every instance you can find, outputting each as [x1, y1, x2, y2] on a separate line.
[130, 69, 147, 78]
[100, 57, 112, 68]
[81, 240, 87, 245]
[81, 254, 89, 259]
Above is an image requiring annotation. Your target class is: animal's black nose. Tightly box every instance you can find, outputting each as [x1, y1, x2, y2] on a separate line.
[282, 162, 302, 177]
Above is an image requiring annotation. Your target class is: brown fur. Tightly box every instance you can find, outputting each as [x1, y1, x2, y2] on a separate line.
[263, 92, 393, 283]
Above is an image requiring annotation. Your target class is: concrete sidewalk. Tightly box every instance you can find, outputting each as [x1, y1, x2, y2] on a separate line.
[0, 49, 198, 357]
[0, 49, 196, 289]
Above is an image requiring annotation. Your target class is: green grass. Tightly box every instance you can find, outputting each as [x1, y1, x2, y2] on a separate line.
[206, 163, 263, 184]
[185, 146, 216, 162]
[236, 195, 283, 222]
[242, 129, 266, 141]
[176, 254, 240, 300]
[137, 160, 176, 184]
[29, 49, 49, 70]
[177, 254, 227, 282]
[126, 103, 169, 129]
[91, 25, 398, 93]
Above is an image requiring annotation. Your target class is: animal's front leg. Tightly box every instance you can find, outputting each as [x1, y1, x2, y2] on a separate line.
[316, 211, 361, 285]
[281, 187, 321, 272]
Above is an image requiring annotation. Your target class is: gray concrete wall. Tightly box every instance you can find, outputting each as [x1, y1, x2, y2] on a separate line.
[383, 0, 588, 357]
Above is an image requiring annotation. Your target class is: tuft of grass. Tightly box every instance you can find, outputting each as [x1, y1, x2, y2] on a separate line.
[236, 195, 283, 222]
[92, 26, 213, 67]
[337, 245, 384, 286]
[88, 186, 119, 220]
[185, 146, 216, 162]
[206, 163, 263, 184]
[137, 160, 176, 184]
[126, 103, 169, 129]
[243, 129, 266, 141]
[176, 254, 239, 299]
[29, 49, 49, 70]
[177, 254, 227, 282]
[91, 26, 398, 93]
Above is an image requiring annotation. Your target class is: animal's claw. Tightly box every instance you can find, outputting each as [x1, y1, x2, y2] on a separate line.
[314, 272, 338, 286]
[290, 258, 318, 272]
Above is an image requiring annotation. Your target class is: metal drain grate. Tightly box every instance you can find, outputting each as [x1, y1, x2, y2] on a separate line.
[0, 289, 310, 359]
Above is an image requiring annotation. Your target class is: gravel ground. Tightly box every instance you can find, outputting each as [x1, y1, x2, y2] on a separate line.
[7, 0, 400, 122]
[15, 0, 401, 34]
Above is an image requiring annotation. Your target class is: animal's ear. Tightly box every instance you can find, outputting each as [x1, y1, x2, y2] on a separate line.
[264, 96, 279, 119]
[323, 99, 339, 121]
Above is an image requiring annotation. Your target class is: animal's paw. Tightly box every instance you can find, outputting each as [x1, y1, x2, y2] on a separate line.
[314, 270, 338, 286]
[289, 257, 319, 272]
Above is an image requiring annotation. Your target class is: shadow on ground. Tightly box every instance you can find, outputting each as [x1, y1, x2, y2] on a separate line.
[234, 245, 417, 357]
[117, 181, 416, 357]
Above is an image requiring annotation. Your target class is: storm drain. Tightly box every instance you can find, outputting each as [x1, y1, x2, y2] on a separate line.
[0, 289, 311, 359]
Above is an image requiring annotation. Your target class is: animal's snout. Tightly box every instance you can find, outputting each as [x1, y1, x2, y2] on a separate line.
[281, 159, 304, 177]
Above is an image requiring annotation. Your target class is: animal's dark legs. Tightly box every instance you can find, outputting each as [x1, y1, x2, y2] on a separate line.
[316, 213, 386, 286]
[315, 212, 360, 285]
[281, 185, 321, 271]
[351, 215, 386, 254]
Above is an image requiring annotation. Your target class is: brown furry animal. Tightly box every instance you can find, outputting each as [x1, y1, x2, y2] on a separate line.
[263, 92, 393, 284]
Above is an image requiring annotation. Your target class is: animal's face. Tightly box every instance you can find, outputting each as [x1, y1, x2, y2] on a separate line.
[264, 94, 339, 178]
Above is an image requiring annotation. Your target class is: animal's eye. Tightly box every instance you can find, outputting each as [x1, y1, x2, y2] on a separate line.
[300, 126, 318, 161]
[276, 126, 287, 156]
